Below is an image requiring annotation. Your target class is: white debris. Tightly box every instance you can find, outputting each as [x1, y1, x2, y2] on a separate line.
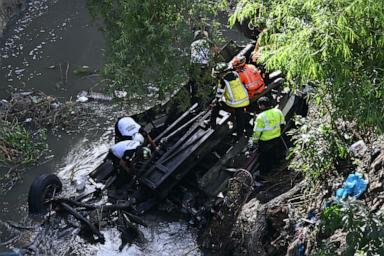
[76, 96, 89, 103]
[349, 140, 368, 157]
[15, 69, 25, 75]
[114, 90, 127, 98]
[217, 192, 224, 198]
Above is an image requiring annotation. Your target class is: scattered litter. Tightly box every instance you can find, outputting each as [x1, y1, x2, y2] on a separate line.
[76, 96, 89, 103]
[75, 179, 86, 193]
[336, 172, 368, 200]
[349, 140, 367, 157]
[30, 96, 42, 104]
[114, 90, 127, 98]
[15, 69, 25, 75]
[50, 101, 61, 109]
[77, 91, 113, 102]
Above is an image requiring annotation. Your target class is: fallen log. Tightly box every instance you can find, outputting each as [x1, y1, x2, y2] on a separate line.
[246, 180, 306, 256]
[199, 169, 253, 255]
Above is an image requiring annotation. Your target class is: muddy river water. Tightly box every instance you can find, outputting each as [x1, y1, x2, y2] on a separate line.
[0, 1, 248, 254]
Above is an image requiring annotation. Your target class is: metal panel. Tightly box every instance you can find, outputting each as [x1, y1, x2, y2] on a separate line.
[140, 110, 232, 199]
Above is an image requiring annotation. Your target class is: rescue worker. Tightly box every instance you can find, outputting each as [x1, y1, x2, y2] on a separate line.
[106, 140, 151, 186]
[114, 117, 156, 149]
[188, 30, 217, 106]
[231, 55, 266, 100]
[108, 140, 142, 174]
[250, 96, 286, 173]
[211, 62, 250, 136]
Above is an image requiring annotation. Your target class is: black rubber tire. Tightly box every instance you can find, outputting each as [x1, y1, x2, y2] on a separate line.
[28, 174, 62, 214]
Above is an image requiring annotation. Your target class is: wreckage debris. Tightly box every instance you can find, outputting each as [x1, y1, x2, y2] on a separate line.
[76, 90, 113, 103]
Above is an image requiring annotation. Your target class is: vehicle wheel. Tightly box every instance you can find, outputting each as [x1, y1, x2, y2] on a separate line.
[28, 174, 62, 214]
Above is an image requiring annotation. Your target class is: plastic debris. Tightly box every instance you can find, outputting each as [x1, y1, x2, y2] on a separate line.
[77, 91, 113, 102]
[114, 90, 127, 98]
[75, 179, 86, 193]
[336, 172, 368, 200]
[349, 140, 367, 157]
[76, 96, 89, 103]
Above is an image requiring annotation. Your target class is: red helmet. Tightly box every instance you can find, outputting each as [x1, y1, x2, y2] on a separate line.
[231, 56, 246, 69]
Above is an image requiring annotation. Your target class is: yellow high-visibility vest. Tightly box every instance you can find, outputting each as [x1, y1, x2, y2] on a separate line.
[216, 71, 249, 108]
[252, 108, 285, 142]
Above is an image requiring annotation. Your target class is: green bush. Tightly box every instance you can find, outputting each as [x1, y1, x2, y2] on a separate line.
[316, 201, 384, 256]
[228, 0, 384, 132]
[288, 115, 348, 182]
[87, 0, 220, 97]
[320, 204, 343, 236]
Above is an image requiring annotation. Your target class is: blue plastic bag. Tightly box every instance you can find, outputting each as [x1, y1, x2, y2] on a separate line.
[335, 173, 368, 200]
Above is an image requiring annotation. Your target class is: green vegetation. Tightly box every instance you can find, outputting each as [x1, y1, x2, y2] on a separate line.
[228, 1, 384, 255]
[87, 0, 219, 97]
[320, 204, 343, 236]
[316, 201, 384, 256]
[228, 0, 384, 132]
[0, 120, 47, 165]
[288, 115, 349, 182]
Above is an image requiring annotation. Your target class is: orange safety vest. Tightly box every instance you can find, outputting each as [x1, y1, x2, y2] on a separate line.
[238, 64, 266, 98]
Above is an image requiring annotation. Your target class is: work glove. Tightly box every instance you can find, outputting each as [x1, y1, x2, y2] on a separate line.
[142, 147, 152, 160]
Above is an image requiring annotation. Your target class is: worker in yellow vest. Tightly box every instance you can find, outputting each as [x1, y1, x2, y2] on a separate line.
[211, 62, 250, 136]
[250, 96, 285, 173]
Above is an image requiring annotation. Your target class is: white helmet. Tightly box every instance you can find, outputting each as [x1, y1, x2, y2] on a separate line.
[132, 133, 145, 145]
[118, 117, 141, 137]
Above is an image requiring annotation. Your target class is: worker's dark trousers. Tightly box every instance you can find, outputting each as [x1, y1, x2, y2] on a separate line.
[188, 63, 212, 106]
[258, 137, 284, 174]
[211, 103, 247, 136]
[105, 151, 132, 188]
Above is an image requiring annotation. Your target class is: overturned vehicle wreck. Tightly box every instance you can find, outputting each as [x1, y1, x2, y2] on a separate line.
[27, 42, 308, 249]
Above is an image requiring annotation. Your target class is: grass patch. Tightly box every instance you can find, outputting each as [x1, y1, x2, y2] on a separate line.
[0, 120, 47, 165]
